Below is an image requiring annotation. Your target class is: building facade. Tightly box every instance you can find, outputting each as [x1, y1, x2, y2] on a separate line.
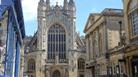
[84, 8, 124, 77]
[24, 0, 86, 77]
[123, 0, 138, 77]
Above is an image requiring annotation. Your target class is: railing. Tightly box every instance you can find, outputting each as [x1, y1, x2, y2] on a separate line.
[46, 58, 68, 63]
[59, 59, 68, 63]
[46, 59, 55, 63]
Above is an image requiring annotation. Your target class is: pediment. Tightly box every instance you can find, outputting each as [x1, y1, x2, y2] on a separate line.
[84, 13, 101, 32]
[84, 14, 93, 32]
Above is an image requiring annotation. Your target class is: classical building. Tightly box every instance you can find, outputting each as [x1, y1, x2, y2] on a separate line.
[84, 8, 124, 77]
[123, 0, 138, 77]
[24, 0, 86, 77]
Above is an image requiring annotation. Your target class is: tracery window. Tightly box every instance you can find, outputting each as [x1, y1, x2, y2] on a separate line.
[28, 59, 35, 71]
[78, 58, 85, 71]
[48, 24, 66, 60]
[129, 0, 138, 36]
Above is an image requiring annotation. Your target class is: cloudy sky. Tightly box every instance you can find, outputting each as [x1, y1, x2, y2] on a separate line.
[22, 0, 123, 36]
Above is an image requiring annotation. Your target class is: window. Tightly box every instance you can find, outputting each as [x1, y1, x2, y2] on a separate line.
[48, 24, 66, 61]
[78, 58, 85, 77]
[129, 0, 138, 36]
[78, 58, 85, 71]
[130, 9, 138, 35]
[28, 59, 35, 71]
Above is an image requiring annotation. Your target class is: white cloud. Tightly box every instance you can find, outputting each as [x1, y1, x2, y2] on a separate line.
[22, 0, 64, 22]
[22, 0, 38, 22]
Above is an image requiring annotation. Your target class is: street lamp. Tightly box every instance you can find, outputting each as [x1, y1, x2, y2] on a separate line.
[118, 21, 123, 46]
[118, 21, 127, 77]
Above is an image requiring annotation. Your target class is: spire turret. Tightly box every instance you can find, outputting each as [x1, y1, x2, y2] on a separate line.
[63, 0, 68, 10]
[68, 0, 76, 11]
[69, 0, 75, 6]
[46, 0, 50, 11]
[38, 0, 45, 6]
[38, 0, 46, 18]
[46, 0, 50, 5]
[68, 0, 76, 17]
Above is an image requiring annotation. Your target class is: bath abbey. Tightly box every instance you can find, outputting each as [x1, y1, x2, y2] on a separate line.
[23, 0, 86, 77]
[0, 0, 138, 77]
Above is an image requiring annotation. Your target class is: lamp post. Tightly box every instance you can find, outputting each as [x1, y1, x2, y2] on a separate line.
[119, 21, 123, 45]
[118, 21, 127, 77]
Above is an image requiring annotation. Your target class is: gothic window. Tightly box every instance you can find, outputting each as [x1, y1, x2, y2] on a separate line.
[78, 58, 85, 72]
[48, 24, 66, 60]
[28, 59, 35, 71]
[129, 0, 138, 36]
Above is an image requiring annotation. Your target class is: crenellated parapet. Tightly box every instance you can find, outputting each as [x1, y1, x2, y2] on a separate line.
[37, 0, 76, 18]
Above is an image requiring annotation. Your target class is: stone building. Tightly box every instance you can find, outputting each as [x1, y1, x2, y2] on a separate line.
[84, 8, 124, 77]
[24, 0, 86, 77]
[123, 0, 138, 77]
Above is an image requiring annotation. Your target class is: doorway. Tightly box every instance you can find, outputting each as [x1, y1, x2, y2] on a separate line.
[52, 70, 61, 77]
[132, 58, 138, 77]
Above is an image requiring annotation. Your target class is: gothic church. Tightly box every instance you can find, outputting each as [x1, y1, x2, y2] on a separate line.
[24, 0, 86, 77]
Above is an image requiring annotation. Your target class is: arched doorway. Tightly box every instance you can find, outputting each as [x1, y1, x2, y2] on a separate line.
[52, 70, 61, 77]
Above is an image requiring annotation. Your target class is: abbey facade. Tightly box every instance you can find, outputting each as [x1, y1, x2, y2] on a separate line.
[23, 0, 86, 77]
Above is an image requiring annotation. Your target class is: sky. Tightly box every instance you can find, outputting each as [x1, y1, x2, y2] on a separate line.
[22, 0, 123, 36]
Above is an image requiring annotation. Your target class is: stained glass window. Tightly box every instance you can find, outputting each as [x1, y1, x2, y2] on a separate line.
[48, 24, 66, 61]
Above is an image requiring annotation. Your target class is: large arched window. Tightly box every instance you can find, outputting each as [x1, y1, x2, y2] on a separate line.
[128, 0, 138, 36]
[48, 24, 66, 61]
[28, 59, 35, 72]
